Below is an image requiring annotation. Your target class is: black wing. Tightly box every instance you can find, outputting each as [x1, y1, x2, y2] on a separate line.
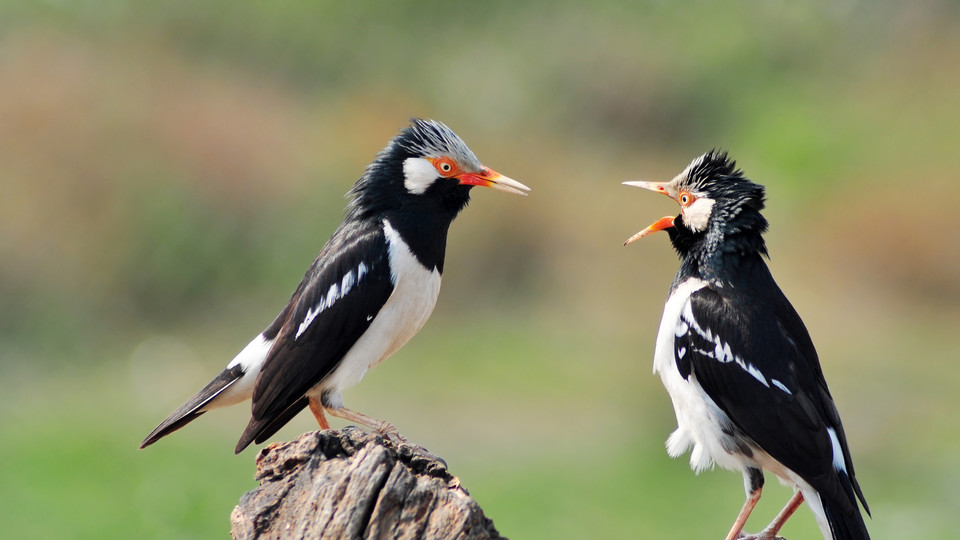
[236, 218, 395, 451]
[676, 261, 866, 514]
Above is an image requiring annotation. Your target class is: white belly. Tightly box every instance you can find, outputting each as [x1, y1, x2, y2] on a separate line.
[654, 277, 744, 473]
[316, 219, 441, 406]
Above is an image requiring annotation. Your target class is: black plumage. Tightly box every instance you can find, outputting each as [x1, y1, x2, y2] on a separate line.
[624, 151, 869, 540]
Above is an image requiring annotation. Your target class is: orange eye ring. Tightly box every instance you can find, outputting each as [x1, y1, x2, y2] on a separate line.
[679, 191, 696, 207]
[432, 157, 458, 177]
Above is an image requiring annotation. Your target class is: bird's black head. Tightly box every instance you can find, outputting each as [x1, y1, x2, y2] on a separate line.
[345, 119, 528, 222]
[623, 150, 769, 261]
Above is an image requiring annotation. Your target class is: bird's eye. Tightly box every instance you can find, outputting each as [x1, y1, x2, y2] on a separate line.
[679, 192, 696, 207]
[433, 158, 457, 177]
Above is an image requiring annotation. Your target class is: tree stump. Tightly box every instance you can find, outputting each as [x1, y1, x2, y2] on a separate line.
[230, 428, 504, 540]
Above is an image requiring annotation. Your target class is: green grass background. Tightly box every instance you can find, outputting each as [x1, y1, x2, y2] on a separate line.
[1, 1, 958, 538]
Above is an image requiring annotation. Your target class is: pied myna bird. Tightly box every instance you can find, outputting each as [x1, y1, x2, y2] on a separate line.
[623, 151, 869, 540]
[140, 118, 529, 454]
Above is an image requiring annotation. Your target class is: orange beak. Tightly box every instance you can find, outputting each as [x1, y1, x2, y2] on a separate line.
[622, 180, 678, 245]
[623, 216, 675, 245]
[456, 167, 530, 196]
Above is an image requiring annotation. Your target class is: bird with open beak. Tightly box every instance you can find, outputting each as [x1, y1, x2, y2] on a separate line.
[623, 151, 870, 540]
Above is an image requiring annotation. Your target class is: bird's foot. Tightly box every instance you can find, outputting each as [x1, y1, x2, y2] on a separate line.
[375, 422, 405, 443]
[373, 423, 427, 456]
[383, 431, 448, 469]
[328, 407, 449, 469]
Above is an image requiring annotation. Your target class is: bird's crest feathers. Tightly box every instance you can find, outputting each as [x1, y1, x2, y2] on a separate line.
[398, 118, 482, 170]
[345, 119, 479, 220]
[681, 150, 763, 211]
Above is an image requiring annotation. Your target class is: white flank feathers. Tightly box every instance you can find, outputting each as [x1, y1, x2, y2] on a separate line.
[655, 277, 739, 472]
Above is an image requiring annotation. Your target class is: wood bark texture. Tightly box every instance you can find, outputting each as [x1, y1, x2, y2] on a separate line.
[230, 428, 504, 540]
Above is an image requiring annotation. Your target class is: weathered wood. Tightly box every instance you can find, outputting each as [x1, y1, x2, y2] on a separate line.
[230, 428, 504, 540]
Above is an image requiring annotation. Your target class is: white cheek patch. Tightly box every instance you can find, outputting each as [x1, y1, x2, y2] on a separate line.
[403, 157, 441, 195]
[682, 197, 715, 232]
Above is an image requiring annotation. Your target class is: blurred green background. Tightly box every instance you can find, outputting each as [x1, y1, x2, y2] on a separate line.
[1, 1, 958, 538]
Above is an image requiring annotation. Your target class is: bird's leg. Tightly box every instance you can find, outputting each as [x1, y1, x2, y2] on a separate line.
[726, 468, 764, 540]
[326, 406, 450, 470]
[726, 489, 762, 540]
[755, 490, 804, 538]
[325, 406, 404, 441]
[307, 396, 330, 430]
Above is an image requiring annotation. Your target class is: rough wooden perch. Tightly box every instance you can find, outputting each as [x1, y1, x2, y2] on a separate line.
[230, 427, 504, 539]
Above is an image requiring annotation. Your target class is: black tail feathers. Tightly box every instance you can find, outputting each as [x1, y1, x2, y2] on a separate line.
[823, 498, 870, 540]
[234, 396, 308, 454]
[139, 365, 245, 449]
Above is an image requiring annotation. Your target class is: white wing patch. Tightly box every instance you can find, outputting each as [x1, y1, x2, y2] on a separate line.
[296, 262, 368, 340]
[680, 300, 778, 390]
[771, 378, 792, 395]
[340, 269, 355, 293]
[827, 427, 846, 472]
[714, 339, 734, 363]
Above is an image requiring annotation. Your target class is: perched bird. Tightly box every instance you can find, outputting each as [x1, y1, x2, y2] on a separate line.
[140, 119, 529, 454]
[623, 151, 869, 540]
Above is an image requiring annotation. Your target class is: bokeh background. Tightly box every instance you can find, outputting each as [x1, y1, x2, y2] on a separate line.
[2, 1, 958, 538]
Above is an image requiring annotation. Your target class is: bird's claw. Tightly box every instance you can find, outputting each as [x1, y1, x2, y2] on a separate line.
[379, 431, 450, 470]
[377, 425, 408, 445]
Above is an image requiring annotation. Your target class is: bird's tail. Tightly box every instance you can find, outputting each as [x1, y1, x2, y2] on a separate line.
[139, 364, 245, 449]
[234, 397, 308, 454]
[822, 497, 870, 540]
